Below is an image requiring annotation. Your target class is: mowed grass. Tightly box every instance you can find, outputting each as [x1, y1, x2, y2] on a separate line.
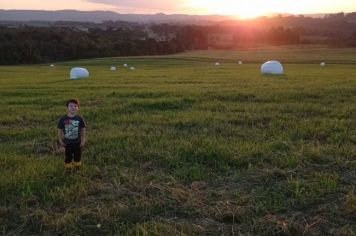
[173, 45, 356, 64]
[0, 48, 356, 235]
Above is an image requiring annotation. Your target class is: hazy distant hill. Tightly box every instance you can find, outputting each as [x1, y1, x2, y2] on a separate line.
[0, 10, 233, 24]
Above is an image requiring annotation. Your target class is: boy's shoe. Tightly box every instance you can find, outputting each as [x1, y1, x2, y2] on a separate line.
[65, 163, 72, 175]
[73, 161, 81, 174]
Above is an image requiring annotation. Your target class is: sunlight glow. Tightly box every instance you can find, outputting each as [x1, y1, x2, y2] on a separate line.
[1, 0, 356, 16]
[187, 0, 320, 19]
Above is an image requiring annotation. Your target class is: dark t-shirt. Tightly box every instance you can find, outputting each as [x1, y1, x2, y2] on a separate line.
[57, 115, 86, 144]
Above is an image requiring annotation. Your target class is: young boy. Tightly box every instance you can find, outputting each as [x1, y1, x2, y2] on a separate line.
[57, 99, 86, 173]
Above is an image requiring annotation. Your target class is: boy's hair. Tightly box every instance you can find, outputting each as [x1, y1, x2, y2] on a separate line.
[66, 99, 80, 107]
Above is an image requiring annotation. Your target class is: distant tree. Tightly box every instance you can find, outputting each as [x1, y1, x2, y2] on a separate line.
[266, 27, 300, 45]
[1, 14, 356, 65]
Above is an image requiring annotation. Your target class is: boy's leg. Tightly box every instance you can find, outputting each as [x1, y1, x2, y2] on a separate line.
[64, 145, 74, 172]
[73, 144, 82, 171]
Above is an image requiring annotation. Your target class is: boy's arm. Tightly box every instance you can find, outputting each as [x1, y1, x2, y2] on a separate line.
[80, 128, 86, 147]
[58, 129, 65, 146]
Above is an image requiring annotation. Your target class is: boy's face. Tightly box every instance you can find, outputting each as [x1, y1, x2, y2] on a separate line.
[67, 103, 79, 114]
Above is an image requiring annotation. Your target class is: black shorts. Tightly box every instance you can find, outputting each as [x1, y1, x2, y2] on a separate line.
[65, 143, 81, 163]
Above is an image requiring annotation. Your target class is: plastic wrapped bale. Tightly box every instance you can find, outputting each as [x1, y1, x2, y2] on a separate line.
[261, 61, 284, 75]
[70, 68, 89, 80]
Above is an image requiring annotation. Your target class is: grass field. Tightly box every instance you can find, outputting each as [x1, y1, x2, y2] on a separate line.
[1, 46, 356, 235]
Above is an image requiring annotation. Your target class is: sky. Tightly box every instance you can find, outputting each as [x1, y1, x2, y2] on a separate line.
[1, 0, 356, 18]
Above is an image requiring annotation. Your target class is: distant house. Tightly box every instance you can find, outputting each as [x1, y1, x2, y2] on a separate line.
[144, 27, 176, 42]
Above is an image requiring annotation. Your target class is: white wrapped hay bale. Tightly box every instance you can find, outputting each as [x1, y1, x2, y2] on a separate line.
[70, 67, 89, 80]
[261, 61, 284, 75]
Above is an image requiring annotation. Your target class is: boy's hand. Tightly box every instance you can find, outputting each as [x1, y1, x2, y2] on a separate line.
[80, 141, 85, 147]
[59, 140, 65, 147]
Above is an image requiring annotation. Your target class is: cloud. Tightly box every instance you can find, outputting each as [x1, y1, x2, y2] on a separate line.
[86, 0, 186, 11]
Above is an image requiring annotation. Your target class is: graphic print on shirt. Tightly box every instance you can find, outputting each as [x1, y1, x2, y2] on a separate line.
[64, 120, 80, 140]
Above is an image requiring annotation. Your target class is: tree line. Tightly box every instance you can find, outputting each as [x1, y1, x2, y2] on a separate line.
[1, 14, 356, 64]
[0, 26, 194, 64]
